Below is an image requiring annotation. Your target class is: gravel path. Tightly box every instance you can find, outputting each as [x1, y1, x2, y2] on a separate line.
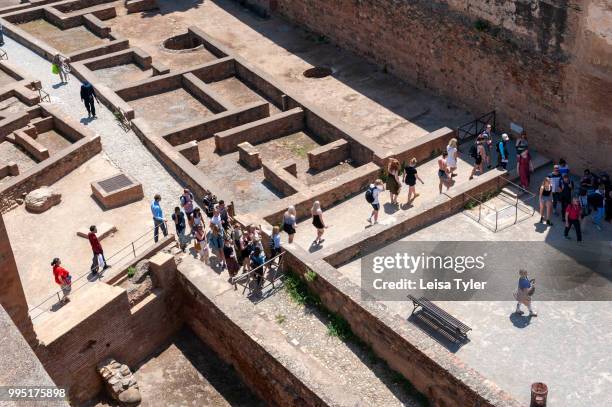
[4, 35, 183, 203]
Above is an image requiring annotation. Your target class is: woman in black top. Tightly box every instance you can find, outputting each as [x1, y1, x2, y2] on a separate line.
[539, 177, 553, 225]
[404, 158, 424, 205]
[311, 201, 327, 246]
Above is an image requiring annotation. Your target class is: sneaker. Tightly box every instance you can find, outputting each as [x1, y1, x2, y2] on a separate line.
[529, 311, 538, 317]
[367, 217, 372, 224]
[469, 176, 474, 180]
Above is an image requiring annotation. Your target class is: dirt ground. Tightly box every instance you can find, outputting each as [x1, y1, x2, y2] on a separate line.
[18, 20, 109, 54]
[35, 129, 72, 155]
[94, 63, 154, 88]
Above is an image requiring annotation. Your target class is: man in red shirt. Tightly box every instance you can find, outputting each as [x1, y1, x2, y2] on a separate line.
[88, 225, 110, 275]
[564, 196, 582, 242]
[51, 257, 71, 303]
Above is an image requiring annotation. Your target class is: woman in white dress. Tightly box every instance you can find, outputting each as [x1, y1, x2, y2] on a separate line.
[446, 138, 458, 177]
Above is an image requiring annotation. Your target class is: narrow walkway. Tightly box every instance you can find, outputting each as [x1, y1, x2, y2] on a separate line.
[179, 254, 424, 407]
[3, 35, 183, 202]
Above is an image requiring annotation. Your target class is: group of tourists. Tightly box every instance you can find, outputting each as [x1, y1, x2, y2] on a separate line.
[162, 190, 273, 288]
[539, 162, 610, 240]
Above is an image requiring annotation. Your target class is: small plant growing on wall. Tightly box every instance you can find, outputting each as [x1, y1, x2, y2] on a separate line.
[305, 270, 317, 282]
[127, 266, 136, 278]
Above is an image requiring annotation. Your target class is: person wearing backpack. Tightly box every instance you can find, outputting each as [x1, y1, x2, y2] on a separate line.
[366, 179, 384, 225]
[496, 133, 510, 169]
[468, 138, 484, 181]
[180, 188, 195, 231]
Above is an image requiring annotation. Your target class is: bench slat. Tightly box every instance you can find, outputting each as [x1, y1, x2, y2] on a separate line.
[407, 295, 471, 338]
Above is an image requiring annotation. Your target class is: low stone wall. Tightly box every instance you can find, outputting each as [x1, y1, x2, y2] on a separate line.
[0, 135, 101, 213]
[262, 162, 380, 223]
[0, 162, 19, 179]
[262, 159, 305, 196]
[178, 263, 327, 407]
[162, 101, 270, 146]
[377, 127, 455, 166]
[282, 245, 522, 407]
[308, 139, 349, 171]
[214, 107, 304, 153]
[125, 0, 158, 14]
[182, 72, 234, 113]
[175, 140, 200, 164]
[237, 141, 261, 170]
[14, 129, 49, 161]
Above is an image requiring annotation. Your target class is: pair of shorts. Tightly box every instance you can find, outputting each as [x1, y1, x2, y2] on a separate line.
[438, 169, 447, 179]
[371, 203, 380, 211]
[406, 180, 416, 187]
[283, 223, 296, 235]
[540, 195, 552, 203]
[475, 155, 483, 165]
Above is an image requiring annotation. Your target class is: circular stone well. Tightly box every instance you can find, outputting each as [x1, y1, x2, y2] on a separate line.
[161, 33, 203, 53]
[303, 66, 332, 78]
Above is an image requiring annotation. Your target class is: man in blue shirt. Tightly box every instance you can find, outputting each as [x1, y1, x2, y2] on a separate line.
[496, 133, 509, 169]
[151, 194, 168, 242]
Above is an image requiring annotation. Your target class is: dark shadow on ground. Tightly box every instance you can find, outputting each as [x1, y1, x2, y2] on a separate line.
[509, 312, 535, 328]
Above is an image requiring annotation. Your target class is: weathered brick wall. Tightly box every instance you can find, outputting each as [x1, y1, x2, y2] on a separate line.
[274, 0, 611, 172]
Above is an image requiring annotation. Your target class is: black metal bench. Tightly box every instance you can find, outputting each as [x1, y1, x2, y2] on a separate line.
[408, 295, 471, 342]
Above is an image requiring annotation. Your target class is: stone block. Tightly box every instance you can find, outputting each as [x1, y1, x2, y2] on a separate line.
[91, 173, 144, 209]
[238, 142, 261, 170]
[76, 222, 117, 240]
[24, 186, 61, 213]
[307, 139, 350, 171]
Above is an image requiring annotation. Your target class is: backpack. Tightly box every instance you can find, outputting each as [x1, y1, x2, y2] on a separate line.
[469, 144, 478, 159]
[365, 186, 375, 203]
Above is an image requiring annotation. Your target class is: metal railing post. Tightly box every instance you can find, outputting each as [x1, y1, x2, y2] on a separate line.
[132, 242, 136, 257]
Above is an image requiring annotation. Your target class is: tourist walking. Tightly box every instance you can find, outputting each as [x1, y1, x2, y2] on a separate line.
[558, 158, 570, 176]
[480, 124, 493, 168]
[193, 224, 209, 264]
[282, 206, 297, 243]
[439, 151, 454, 190]
[209, 224, 225, 269]
[232, 221, 243, 259]
[172, 207, 188, 252]
[311, 201, 327, 246]
[446, 138, 458, 177]
[88, 225, 110, 275]
[210, 206, 223, 230]
[517, 149, 533, 189]
[80, 81, 99, 118]
[591, 184, 606, 231]
[515, 131, 528, 158]
[270, 225, 282, 257]
[51, 258, 72, 304]
[564, 196, 582, 241]
[180, 188, 195, 231]
[151, 194, 168, 243]
[366, 179, 384, 224]
[52, 54, 68, 83]
[468, 138, 485, 180]
[549, 165, 563, 216]
[250, 246, 266, 287]
[559, 174, 574, 222]
[496, 133, 510, 169]
[218, 200, 230, 230]
[539, 178, 553, 226]
[386, 158, 401, 205]
[514, 269, 537, 316]
[404, 157, 424, 204]
[192, 208, 203, 230]
[224, 237, 240, 281]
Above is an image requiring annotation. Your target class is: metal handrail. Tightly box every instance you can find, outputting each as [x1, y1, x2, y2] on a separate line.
[28, 221, 168, 319]
[456, 111, 496, 141]
[231, 251, 284, 284]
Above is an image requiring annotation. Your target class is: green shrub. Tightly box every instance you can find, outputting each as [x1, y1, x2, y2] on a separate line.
[127, 266, 136, 278]
[275, 314, 286, 324]
[305, 270, 317, 282]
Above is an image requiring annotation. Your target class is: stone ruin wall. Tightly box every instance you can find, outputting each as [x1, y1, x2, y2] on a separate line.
[270, 0, 611, 172]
